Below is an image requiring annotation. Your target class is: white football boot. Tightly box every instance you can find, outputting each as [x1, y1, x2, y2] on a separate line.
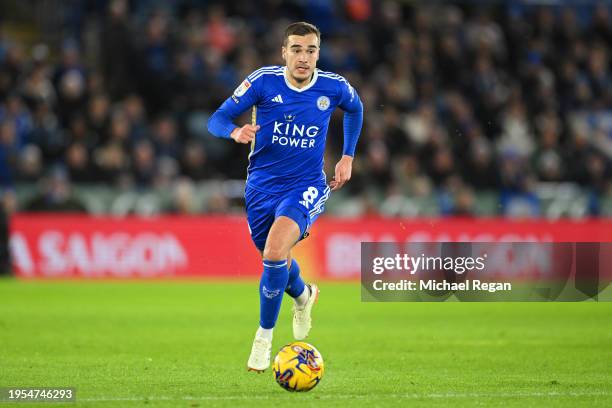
[247, 335, 271, 372]
[293, 283, 319, 340]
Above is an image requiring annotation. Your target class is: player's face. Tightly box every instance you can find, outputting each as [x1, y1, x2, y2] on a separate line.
[282, 34, 319, 86]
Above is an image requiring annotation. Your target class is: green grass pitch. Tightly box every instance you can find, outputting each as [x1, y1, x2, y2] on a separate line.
[0, 278, 610, 407]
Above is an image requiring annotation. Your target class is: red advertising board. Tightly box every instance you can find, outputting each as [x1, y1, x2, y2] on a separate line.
[9, 214, 612, 279]
[9, 214, 261, 279]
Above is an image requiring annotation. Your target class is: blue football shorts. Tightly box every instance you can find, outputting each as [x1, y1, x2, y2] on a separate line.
[245, 182, 331, 251]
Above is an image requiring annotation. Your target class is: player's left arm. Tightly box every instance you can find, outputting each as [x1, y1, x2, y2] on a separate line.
[330, 80, 363, 191]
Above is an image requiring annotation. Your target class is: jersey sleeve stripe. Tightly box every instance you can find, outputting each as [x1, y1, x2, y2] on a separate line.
[318, 73, 348, 84]
[318, 70, 343, 78]
[248, 66, 284, 81]
[249, 67, 282, 76]
[250, 69, 284, 83]
[247, 66, 279, 79]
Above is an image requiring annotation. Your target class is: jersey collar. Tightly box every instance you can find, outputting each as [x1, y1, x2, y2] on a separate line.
[283, 66, 319, 92]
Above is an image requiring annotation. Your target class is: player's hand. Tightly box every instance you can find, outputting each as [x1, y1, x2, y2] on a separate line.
[230, 124, 260, 144]
[330, 155, 353, 191]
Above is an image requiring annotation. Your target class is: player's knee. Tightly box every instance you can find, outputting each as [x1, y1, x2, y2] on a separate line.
[263, 245, 287, 262]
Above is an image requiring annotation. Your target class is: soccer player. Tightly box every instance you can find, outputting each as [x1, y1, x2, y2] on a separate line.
[207, 22, 363, 371]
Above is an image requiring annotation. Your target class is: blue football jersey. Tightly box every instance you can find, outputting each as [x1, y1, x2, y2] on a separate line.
[211, 65, 362, 194]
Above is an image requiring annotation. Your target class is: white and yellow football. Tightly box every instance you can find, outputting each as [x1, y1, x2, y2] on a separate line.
[272, 341, 324, 392]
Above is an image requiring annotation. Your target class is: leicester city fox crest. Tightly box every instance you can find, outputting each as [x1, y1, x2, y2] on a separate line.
[263, 285, 281, 299]
[316, 96, 330, 111]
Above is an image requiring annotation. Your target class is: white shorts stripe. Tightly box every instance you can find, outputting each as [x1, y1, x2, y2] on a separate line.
[309, 187, 331, 216]
[310, 187, 330, 209]
[309, 205, 326, 218]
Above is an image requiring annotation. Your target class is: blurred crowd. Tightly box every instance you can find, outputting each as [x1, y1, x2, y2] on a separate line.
[0, 0, 611, 216]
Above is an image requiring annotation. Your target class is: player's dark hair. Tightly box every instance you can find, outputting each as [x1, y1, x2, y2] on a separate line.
[283, 22, 321, 46]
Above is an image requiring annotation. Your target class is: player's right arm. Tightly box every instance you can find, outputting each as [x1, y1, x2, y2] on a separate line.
[207, 75, 261, 144]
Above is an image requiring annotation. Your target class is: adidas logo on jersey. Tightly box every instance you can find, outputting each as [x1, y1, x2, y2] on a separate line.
[272, 94, 284, 103]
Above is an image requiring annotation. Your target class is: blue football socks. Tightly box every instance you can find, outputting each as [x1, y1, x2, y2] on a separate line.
[259, 259, 289, 329]
[286, 259, 306, 298]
